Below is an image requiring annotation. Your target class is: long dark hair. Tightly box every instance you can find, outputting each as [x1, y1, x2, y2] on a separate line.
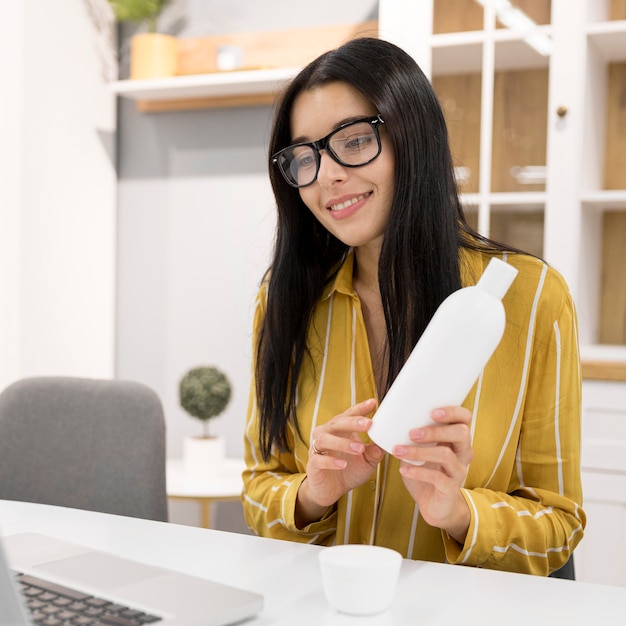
[257, 37, 510, 460]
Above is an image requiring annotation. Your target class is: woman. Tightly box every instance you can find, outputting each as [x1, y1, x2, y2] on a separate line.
[242, 37, 585, 575]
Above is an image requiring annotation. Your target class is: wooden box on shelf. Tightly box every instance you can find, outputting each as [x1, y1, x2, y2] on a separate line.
[176, 20, 379, 77]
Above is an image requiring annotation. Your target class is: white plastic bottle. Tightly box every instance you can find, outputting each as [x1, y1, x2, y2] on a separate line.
[368, 257, 518, 456]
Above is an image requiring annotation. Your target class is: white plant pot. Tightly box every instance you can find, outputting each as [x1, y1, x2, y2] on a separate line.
[183, 435, 226, 482]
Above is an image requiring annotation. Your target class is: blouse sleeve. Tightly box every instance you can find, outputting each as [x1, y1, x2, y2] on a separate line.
[241, 284, 338, 544]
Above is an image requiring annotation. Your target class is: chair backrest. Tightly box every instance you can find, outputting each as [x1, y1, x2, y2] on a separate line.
[0, 377, 168, 522]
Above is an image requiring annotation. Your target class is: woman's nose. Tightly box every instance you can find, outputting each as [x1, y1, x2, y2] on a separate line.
[316, 150, 347, 187]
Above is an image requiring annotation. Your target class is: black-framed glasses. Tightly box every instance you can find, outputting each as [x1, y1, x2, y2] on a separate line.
[271, 115, 385, 188]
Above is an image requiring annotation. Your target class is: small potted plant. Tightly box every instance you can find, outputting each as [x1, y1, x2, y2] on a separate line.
[108, 0, 177, 79]
[179, 366, 232, 479]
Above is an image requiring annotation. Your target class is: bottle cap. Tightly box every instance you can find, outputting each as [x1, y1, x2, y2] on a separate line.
[477, 258, 518, 299]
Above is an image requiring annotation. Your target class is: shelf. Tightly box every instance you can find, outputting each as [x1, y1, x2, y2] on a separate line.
[587, 20, 626, 61]
[109, 67, 299, 112]
[581, 189, 626, 210]
[493, 38, 551, 72]
[459, 192, 546, 208]
[432, 40, 483, 75]
[459, 193, 480, 207]
[488, 191, 546, 209]
[110, 20, 378, 112]
[431, 27, 552, 75]
[581, 342, 626, 381]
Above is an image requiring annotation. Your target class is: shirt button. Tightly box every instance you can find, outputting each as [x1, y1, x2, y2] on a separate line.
[369, 480, 376, 490]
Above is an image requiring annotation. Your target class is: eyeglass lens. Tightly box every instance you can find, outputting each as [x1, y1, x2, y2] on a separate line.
[276, 119, 382, 188]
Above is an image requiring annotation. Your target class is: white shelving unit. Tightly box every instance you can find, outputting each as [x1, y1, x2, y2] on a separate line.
[382, 0, 626, 362]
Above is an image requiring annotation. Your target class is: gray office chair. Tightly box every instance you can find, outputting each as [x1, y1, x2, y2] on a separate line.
[549, 556, 575, 580]
[0, 376, 168, 522]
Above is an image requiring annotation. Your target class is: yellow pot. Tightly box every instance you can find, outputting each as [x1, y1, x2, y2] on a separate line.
[130, 33, 178, 80]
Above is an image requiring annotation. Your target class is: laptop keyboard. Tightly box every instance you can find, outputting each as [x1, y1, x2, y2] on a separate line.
[14, 571, 162, 626]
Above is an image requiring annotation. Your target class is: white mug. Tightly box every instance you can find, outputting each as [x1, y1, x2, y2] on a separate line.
[319, 544, 402, 615]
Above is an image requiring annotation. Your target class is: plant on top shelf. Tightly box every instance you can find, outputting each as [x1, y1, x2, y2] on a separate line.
[108, 0, 177, 80]
[107, 0, 171, 33]
[179, 366, 232, 439]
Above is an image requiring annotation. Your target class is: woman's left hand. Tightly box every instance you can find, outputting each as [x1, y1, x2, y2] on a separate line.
[392, 406, 474, 543]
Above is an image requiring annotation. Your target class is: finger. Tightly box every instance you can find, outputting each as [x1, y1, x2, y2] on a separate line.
[409, 423, 471, 446]
[392, 443, 434, 468]
[407, 418, 473, 467]
[399, 462, 461, 495]
[318, 400, 377, 437]
[344, 398, 377, 417]
[428, 406, 472, 425]
[395, 444, 468, 478]
[308, 452, 348, 470]
[311, 431, 367, 457]
[309, 399, 377, 458]
[363, 443, 385, 465]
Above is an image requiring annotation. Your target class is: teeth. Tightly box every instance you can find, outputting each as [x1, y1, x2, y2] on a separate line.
[329, 194, 367, 211]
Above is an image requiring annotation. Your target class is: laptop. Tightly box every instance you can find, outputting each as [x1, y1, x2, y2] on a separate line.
[0, 532, 263, 626]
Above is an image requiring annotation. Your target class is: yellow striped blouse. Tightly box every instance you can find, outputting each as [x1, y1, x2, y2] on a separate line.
[242, 249, 585, 575]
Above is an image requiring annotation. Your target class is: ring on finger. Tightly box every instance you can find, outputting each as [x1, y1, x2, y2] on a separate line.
[311, 439, 328, 456]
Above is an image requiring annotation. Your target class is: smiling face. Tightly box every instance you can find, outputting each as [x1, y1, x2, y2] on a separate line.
[290, 82, 395, 254]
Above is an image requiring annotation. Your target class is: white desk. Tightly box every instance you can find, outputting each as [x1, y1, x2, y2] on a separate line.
[1, 499, 625, 625]
[166, 458, 245, 528]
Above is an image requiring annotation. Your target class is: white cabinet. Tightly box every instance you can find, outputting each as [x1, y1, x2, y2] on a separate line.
[577, 381, 626, 586]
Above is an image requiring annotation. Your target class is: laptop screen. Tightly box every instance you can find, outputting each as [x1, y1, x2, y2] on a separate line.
[0, 534, 30, 626]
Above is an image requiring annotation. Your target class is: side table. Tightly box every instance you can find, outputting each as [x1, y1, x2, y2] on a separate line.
[166, 458, 245, 529]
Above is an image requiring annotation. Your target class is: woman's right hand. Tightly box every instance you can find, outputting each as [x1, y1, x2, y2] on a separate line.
[295, 398, 384, 528]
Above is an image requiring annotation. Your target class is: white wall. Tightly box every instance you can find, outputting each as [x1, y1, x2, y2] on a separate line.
[0, 0, 117, 388]
[0, 0, 24, 386]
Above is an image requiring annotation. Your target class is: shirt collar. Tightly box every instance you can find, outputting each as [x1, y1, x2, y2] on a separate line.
[321, 247, 491, 301]
[321, 250, 357, 301]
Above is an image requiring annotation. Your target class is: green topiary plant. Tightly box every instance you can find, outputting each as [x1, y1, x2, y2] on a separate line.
[179, 366, 232, 438]
[108, 0, 171, 33]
